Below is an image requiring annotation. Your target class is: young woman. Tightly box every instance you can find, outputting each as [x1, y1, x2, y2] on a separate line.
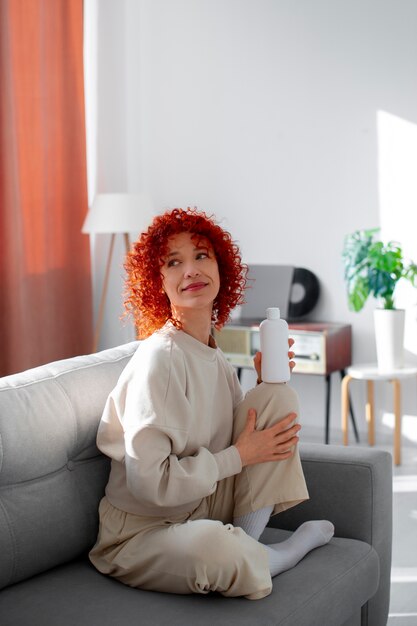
[89, 208, 333, 599]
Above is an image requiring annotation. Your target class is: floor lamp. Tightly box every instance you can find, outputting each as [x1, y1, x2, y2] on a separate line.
[82, 193, 154, 352]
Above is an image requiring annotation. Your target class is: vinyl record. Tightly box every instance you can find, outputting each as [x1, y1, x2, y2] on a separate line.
[288, 267, 320, 319]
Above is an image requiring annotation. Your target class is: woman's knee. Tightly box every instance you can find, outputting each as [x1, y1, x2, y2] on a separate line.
[170, 520, 270, 597]
[234, 383, 299, 436]
[183, 520, 245, 569]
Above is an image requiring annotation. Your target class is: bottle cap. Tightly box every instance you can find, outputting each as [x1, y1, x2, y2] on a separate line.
[266, 307, 280, 320]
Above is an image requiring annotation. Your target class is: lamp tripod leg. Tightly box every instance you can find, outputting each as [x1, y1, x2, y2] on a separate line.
[93, 233, 116, 353]
[123, 232, 130, 254]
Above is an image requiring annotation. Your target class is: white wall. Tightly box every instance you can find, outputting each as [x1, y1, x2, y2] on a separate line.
[85, 0, 417, 443]
[84, 0, 137, 349]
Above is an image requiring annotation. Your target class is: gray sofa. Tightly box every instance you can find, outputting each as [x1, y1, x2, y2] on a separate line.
[0, 342, 392, 626]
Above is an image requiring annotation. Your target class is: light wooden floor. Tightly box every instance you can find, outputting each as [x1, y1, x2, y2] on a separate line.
[301, 426, 417, 626]
[386, 443, 417, 626]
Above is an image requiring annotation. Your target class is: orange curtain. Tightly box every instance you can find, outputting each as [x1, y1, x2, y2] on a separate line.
[0, 0, 93, 375]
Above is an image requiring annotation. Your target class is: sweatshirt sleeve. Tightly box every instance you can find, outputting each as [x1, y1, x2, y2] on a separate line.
[100, 337, 242, 509]
[125, 427, 241, 508]
[217, 347, 244, 410]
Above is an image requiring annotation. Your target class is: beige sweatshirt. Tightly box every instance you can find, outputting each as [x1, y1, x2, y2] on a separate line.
[97, 323, 244, 517]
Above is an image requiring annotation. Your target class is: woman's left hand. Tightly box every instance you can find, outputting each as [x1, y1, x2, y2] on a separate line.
[254, 338, 295, 384]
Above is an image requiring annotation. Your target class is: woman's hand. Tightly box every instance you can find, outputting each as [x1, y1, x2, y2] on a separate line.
[234, 410, 300, 467]
[254, 337, 295, 384]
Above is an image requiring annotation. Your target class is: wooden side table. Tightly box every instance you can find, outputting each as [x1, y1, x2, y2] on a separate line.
[341, 364, 417, 465]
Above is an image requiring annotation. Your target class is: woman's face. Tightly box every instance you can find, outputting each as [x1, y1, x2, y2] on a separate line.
[160, 232, 220, 317]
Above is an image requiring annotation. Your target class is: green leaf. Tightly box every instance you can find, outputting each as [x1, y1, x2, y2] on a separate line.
[341, 227, 417, 311]
[347, 274, 369, 312]
[404, 262, 417, 286]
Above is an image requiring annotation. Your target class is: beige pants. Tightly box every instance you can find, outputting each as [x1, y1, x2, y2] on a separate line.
[89, 383, 309, 600]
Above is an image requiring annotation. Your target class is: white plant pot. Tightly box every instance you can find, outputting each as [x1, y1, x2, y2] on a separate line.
[374, 308, 405, 373]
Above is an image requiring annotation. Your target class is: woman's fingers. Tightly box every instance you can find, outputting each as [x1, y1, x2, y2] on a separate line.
[288, 346, 295, 371]
[243, 408, 257, 434]
[253, 351, 262, 382]
[270, 414, 301, 444]
[274, 420, 300, 435]
[275, 433, 300, 450]
[272, 412, 297, 430]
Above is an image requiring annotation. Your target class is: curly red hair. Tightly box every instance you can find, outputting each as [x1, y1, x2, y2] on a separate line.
[124, 208, 248, 338]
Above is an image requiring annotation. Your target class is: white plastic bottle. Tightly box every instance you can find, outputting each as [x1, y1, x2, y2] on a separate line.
[259, 307, 290, 383]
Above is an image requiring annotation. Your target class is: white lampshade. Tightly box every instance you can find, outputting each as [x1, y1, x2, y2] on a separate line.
[82, 193, 155, 235]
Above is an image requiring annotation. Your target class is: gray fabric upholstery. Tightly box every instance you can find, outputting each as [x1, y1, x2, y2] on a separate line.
[270, 444, 393, 626]
[0, 342, 137, 589]
[0, 530, 377, 626]
[0, 343, 391, 625]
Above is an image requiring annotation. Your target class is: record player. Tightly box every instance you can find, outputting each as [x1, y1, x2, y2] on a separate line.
[215, 265, 351, 375]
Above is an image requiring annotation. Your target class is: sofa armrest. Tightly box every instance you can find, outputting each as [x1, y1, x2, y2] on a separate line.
[268, 442, 392, 626]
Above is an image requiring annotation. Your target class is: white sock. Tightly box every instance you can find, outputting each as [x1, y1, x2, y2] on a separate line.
[265, 520, 334, 577]
[233, 505, 274, 541]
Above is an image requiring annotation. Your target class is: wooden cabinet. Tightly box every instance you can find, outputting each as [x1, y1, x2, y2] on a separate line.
[215, 320, 352, 375]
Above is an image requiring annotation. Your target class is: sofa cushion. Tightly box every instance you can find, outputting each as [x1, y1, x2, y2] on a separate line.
[0, 529, 378, 626]
[0, 343, 138, 590]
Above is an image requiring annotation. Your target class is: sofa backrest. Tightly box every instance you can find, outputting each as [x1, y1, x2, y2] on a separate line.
[0, 342, 138, 590]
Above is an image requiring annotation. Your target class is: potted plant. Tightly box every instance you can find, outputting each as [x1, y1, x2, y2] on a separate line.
[342, 228, 417, 371]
